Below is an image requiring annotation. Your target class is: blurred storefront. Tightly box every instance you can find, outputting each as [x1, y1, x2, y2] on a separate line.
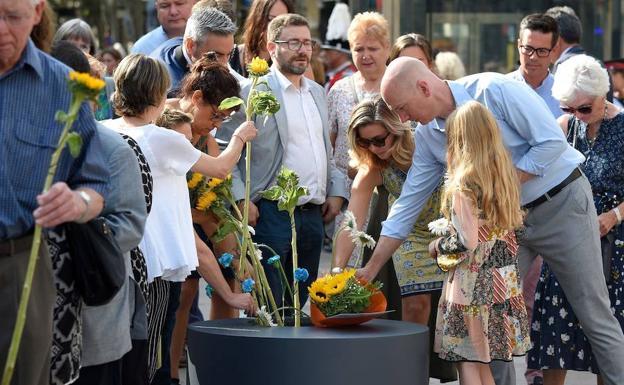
[346, 0, 622, 74]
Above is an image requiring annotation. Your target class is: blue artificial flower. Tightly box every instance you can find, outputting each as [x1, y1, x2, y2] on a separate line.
[267, 255, 281, 266]
[294, 267, 309, 282]
[205, 283, 214, 298]
[218, 252, 234, 268]
[242, 278, 255, 293]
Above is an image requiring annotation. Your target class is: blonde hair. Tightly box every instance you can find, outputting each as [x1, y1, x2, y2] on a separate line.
[442, 101, 523, 231]
[347, 12, 390, 48]
[156, 108, 193, 130]
[347, 97, 414, 170]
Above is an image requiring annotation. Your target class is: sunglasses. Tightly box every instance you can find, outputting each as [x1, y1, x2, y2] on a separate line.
[560, 104, 593, 115]
[356, 132, 390, 148]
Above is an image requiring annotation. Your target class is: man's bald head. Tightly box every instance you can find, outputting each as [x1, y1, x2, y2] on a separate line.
[381, 57, 443, 124]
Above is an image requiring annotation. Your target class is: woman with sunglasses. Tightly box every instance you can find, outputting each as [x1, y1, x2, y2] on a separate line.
[527, 54, 624, 385]
[334, 97, 445, 326]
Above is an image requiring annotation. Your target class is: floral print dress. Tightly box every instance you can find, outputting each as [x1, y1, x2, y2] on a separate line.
[434, 192, 530, 363]
[527, 112, 624, 373]
[383, 165, 445, 295]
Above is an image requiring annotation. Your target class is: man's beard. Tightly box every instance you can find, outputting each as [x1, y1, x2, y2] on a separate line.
[278, 54, 309, 75]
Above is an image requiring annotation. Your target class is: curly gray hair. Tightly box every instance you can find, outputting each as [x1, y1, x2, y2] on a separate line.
[552, 54, 610, 103]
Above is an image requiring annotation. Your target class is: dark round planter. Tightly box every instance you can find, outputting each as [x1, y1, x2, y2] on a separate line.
[187, 318, 430, 385]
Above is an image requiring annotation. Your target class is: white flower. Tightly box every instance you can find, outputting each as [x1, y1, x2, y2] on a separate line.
[255, 249, 263, 261]
[341, 210, 357, 231]
[535, 292, 541, 300]
[547, 316, 554, 325]
[559, 308, 568, 319]
[578, 349, 584, 360]
[256, 305, 276, 327]
[559, 358, 565, 367]
[532, 321, 540, 331]
[351, 230, 376, 249]
[615, 239, 624, 247]
[546, 345, 555, 356]
[248, 225, 256, 235]
[561, 333, 570, 343]
[428, 218, 450, 236]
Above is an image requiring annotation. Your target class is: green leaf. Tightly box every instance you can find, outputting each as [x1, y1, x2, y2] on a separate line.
[219, 97, 244, 111]
[260, 186, 283, 201]
[55, 110, 69, 123]
[66, 132, 83, 158]
[212, 221, 239, 243]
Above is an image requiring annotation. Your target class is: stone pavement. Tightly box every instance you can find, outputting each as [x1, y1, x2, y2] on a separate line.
[186, 250, 596, 385]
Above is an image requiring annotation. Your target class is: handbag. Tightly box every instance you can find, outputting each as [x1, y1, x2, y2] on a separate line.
[65, 217, 125, 306]
[601, 232, 614, 283]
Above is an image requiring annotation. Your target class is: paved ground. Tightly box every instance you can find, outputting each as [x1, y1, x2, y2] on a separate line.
[184, 250, 596, 385]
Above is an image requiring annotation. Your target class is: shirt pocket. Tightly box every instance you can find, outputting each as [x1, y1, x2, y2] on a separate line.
[11, 119, 59, 192]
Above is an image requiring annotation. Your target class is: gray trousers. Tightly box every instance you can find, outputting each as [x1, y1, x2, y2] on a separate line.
[491, 175, 624, 385]
[0, 238, 55, 385]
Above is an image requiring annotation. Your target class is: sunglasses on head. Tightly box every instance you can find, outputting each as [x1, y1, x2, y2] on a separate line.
[356, 132, 390, 148]
[560, 104, 593, 114]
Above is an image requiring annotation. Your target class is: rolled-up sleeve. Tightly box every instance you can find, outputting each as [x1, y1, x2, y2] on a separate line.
[381, 126, 446, 240]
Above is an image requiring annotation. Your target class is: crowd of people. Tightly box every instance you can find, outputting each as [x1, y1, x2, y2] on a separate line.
[2, 0, 624, 385]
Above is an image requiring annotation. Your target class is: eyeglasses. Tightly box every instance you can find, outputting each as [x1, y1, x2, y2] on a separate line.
[560, 104, 593, 115]
[356, 132, 390, 148]
[209, 105, 232, 123]
[274, 39, 317, 51]
[519, 45, 553, 58]
[0, 12, 29, 26]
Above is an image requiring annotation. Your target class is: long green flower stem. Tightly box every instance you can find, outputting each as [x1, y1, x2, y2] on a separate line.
[289, 212, 300, 327]
[255, 244, 294, 301]
[239, 76, 258, 272]
[352, 248, 365, 272]
[246, 243, 283, 326]
[2, 101, 81, 385]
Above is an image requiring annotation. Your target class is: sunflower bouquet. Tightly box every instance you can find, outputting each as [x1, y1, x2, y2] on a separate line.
[308, 269, 382, 318]
[187, 172, 231, 212]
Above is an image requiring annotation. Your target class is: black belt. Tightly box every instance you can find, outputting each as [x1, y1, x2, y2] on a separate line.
[297, 202, 321, 211]
[523, 168, 582, 209]
[0, 234, 34, 257]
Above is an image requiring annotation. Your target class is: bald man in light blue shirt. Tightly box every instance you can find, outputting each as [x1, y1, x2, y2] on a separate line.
[359, 57, 624, 385]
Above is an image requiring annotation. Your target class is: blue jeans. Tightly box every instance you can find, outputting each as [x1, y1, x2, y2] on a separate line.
[253, 199, 324, 309]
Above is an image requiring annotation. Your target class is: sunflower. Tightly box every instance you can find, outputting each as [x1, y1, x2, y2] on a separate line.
[308, 280, 330, 304]
[196, 190, 217, 211]
[207, 177, 223, 189]
[187, 173, 203, 189]
[247, 56, 270, 77]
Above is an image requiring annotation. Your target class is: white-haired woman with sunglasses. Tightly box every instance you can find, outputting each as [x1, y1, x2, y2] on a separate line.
[334, 97, 445, 326]
[527, 54, 624, 385]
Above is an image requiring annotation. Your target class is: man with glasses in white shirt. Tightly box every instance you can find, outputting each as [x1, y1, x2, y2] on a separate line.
[218, 13, 348, 309]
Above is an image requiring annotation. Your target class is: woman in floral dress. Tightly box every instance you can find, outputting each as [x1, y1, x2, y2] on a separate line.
[429, 101, 530, 385]
[333, 97, 445, 326]
[527, 55, 624, 385]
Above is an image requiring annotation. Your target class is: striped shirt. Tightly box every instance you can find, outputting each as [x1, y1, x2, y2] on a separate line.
[0, 40, 109, 240]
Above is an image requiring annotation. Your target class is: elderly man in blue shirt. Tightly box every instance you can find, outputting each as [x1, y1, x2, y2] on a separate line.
[358, 57, 624, 385]
[0, 0, 109, 384]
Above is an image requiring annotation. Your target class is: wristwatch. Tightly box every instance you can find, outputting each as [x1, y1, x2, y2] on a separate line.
[76, 190, 92, 223]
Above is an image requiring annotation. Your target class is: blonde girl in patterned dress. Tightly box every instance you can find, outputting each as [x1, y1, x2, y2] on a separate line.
[429, 101, 531, 385]
[334, 97, 445, 325]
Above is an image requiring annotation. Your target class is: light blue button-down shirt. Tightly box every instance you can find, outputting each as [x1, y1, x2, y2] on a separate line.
[506, 69, 563, 118]
[381, 72, 585, 240]
[132, 26, 169, 55]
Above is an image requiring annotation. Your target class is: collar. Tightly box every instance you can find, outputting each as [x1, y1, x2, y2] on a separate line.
[426, 81, 472, 133]
[512, 69, 551, 90]
[273, 64, 309, 92]
[4, 39, 44, 80]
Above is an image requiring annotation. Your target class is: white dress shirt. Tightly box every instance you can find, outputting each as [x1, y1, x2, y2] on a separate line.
[274, 68, 327, 205]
